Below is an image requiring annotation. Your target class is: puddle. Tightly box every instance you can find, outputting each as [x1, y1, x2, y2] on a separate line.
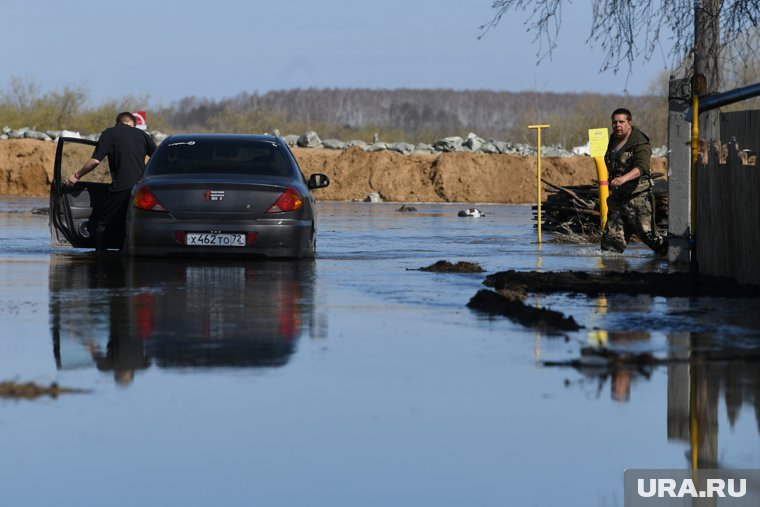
[0, 199, 757, 507]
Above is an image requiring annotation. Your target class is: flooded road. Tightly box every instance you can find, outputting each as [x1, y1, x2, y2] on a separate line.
[1, 197, 759, 507]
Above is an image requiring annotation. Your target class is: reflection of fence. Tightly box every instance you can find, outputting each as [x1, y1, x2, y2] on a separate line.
[697, 110, 760, 286]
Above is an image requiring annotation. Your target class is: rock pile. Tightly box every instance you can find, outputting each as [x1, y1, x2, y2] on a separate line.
[1, 126, 169, 145]
[290, 130, 576, 156]
[1, 126, 577, 157]
[2, 125, 667, 158]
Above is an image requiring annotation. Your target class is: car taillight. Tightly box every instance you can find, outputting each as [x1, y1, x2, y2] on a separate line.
[266, 187, 303, 213]
[133, 186, 167, 212]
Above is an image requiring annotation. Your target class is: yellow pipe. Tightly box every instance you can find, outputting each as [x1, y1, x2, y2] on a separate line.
[537, 129, 542, 244]
[690, 95, 699, 238]
[689, 363, 699, 471]
[593, 156, 609, 230]
[529, 125, 550, 244]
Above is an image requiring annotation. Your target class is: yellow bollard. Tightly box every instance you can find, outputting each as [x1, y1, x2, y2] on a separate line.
[588, 128, 610, 230]
[528, 125, 550, 243]
[593, 157, 609, 230]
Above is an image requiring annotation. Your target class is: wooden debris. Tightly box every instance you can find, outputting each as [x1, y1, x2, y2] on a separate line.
[535, 175, 668, 242]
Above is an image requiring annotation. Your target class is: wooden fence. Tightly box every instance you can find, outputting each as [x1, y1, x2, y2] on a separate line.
[697, 116, 760, 286]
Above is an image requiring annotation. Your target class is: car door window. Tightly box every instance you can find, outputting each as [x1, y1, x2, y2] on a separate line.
[59, 142, 112, 184]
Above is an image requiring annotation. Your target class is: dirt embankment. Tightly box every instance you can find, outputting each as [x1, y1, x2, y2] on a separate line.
[0, 139, 666, 203]
[0, 139, 56, 196]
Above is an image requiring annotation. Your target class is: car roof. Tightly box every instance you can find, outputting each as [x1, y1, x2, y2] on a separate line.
[162, 133, 282, 144]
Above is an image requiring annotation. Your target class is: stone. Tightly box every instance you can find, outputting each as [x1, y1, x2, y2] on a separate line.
[297, 131, 321, 148]
[432, 136, 463, 152]
[24, 130, 52, 141]
[366, 142, 388, 152]
[387, 142, 415, 155]
[345, 140, 368, 150]
[322, 139, 346, 150]
[464, 133, 485, 152]
[283, 135, 300, 146]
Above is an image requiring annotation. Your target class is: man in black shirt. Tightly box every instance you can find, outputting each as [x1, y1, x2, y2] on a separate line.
[65, 112, 157, 251]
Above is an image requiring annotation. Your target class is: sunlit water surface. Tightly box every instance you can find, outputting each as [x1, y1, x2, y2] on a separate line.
[1, 198, 758, 507]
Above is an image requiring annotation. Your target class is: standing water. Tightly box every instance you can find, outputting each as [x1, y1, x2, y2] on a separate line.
[0, 198, 758, 507]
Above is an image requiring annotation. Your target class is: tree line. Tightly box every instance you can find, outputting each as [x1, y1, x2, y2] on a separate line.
[1, 78, 669, 148]
[164, 88, 668, 147]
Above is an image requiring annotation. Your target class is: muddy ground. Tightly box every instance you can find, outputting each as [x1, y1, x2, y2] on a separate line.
[0, 139, 667, 203]
[466, 269, 760, 333]
[481, 269, 760, 298]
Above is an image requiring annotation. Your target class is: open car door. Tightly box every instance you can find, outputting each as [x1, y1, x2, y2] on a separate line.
[49, 137, 114, 248]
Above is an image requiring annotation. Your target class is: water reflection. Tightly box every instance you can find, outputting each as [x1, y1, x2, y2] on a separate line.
[667, 336, 760, 469]
[568, 333, 656, 404]
[49, 254, 321, 383]
[564, 327, 760, 468]
[596, 253, 667, 274]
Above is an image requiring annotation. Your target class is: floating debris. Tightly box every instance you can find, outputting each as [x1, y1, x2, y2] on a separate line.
[417, 260, 485, 273]
[0, 381, 91, 400]
[458, 208, 486, 217]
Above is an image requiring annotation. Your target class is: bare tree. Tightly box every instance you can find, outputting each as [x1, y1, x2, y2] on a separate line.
[480, 0, 760, 93]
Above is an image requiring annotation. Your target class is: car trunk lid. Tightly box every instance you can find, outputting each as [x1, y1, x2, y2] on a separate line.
[140, 175, 293, 220]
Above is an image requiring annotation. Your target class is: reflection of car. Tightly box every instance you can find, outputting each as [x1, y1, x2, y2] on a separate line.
[49, 255, 319, 373]
[50, 134, 330, 257]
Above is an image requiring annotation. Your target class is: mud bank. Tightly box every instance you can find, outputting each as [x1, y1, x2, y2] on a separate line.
[466, 269, 760, 332]
[481, 270, 760, 298]
[416, 260, 485, 273]
[467, 289, 582, 332]
[0, 381, 90, 399]
[0, 139, 666, 203]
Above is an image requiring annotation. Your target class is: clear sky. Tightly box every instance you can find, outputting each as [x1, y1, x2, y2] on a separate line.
[4, 0, 671, 106]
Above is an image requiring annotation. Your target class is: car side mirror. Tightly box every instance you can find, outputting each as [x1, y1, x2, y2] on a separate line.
[308, 173, 330, 190]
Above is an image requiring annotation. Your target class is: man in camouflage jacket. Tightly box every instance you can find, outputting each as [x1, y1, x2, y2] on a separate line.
[601, 108, 666, 255]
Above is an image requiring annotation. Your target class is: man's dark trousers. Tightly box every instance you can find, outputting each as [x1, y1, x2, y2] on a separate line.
[95, 189, 132, 252]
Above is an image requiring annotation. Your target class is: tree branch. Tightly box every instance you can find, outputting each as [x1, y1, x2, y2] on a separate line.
[480, 0, 760, 89]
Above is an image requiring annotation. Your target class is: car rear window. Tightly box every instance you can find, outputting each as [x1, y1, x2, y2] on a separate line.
[147, 140, 293, 177]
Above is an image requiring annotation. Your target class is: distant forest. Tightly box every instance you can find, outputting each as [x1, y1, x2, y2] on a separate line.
[0, 79, 668, 147]
[162, 88, 668, 148]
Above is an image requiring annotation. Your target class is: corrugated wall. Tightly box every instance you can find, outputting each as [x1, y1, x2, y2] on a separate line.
[720, 110, 760, 155]
[697, 110, 760, 286]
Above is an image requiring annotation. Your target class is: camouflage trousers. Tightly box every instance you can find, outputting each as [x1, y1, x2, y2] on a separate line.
[601, 191, 666, 254]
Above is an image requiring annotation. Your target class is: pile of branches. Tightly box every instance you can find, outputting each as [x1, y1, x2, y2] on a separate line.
[534, 174, 668, 243]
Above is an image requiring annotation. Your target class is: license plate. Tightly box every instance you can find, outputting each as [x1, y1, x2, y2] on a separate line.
[185, 233, 245, 247]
